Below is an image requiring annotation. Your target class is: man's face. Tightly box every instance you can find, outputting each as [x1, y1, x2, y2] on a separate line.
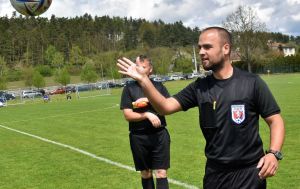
[135, 57, 152, 76]
[198, 30, 228, 72]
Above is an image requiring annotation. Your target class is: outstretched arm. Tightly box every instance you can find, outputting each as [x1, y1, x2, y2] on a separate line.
[117, 57, 181, 115]
[257, 113, 285, 179]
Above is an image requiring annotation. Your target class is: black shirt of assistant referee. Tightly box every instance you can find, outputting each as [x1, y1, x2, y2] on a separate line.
[120, 80, 170, 134]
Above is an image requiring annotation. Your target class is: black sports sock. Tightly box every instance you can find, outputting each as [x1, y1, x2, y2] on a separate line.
[142, 177, 155, 189]
[156, 178, 169, 189]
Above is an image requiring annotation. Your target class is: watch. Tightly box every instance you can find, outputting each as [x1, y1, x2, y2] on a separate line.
[265, 149, 283, 160]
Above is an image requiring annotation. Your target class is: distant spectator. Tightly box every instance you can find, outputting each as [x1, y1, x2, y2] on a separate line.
[40, 89, 46, 96]
[66, 91, 72, 100]
[43, 93, 50, 103]
[0, 97, 5, 107]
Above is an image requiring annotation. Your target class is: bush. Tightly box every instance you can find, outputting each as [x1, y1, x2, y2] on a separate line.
[6, 69, 23, 81]
[66, 65, 82, 76]
[0, 77, 6, 90]
[36, 65, 53, 77]
[54, 68, 70, 86]
[32, 71, 45, 88]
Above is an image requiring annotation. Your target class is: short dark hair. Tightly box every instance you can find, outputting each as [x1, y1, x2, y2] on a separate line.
[201, 26, 232, 52]
[138, 55, 152, 65]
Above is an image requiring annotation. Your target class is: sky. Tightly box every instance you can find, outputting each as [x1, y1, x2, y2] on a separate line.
[0, 0, 300, 36]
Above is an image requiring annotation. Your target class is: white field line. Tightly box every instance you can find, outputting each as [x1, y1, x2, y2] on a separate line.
[6, 101, 26, 106]
[0, 124, 200, 189]
[2, 104, 120, 124]
[78, 93, 111, 99]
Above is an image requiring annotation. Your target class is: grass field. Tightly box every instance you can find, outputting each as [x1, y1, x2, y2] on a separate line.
[0, 73, 299, 189]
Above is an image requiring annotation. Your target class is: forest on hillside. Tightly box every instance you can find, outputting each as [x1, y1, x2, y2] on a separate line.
[0, 12, 299, 89]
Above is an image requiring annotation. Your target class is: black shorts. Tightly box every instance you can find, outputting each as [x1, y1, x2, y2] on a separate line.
[203, 163, 266, 189]
[129, 128, 170, 171]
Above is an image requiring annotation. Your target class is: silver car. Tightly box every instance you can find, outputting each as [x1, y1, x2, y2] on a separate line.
[22, 90, 42, 98]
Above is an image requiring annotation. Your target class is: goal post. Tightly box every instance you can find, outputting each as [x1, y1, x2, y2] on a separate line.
[75, 82, 111, 99]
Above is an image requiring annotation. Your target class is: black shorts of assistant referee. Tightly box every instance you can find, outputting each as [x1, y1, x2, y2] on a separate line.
[204, 163, 266, 189]
[129, 128, 170, 171]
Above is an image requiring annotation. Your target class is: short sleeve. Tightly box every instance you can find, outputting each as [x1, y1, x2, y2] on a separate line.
[158, 83, 170, 98]
[120, 86, 133, 110]
[173, 81, 198, 111]
[254, 76, 280, 118]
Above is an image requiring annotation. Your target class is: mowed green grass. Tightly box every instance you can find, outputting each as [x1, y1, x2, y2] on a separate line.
[0, 73, 299, 189]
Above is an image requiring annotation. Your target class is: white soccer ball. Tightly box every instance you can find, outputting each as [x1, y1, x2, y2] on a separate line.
[10, 0, 52, 16]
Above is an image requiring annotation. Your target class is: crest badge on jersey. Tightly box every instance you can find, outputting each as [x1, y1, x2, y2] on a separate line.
[231, 104, 245, 124]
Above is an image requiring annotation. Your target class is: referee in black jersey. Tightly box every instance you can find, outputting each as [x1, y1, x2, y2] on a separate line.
[120, 55, 171, 189]
[117, 27, 285, 189]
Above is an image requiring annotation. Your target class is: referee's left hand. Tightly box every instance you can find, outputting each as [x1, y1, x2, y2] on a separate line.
[256, 154, 279, 179]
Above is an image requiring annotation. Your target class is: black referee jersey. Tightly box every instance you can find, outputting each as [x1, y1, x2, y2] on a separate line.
[120, 80, 170, 134]
[174, 67, 280, 168]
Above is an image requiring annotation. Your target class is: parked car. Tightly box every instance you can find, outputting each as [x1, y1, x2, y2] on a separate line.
[49, 87, 65, 95]
[152, 77, 166, 82]
[107, 82, 117, 88]
[161, 76, 170, 82]
[124, 80, 136, 86]
[77, 84, 94, 92]
[66, 86, 76, 93]
[96, 82, 108, 89]
[0, 91, 15, 100]
[22, 90, 42, 98]
[115, 82, 125, 88]
[169, 74, 184, 81]
[187, 73, 201, 79]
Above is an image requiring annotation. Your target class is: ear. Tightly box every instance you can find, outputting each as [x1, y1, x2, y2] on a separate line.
[149, 67, 153, 74]
[223, 43, 230, 55]
[135, 56, 140, 63]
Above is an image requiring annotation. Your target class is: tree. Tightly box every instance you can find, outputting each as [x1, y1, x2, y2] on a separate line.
[45, 45, 57, 65]
[0, 77, 6, 90]
[139, 22, 157, 48]
[173, 57, 193, 73]
[80, 62, 98, 83]
[149, 47, 175, 75]
[0, 56, 7, 77]
[32, 71, 45, 89]
[223, 5, 267, 72]
[69, 45, 85, 66]
[52, 52, 64, 69]
[54, 68, 70, 86]
[0, 56, 7, 90]
[23, 67, 34, 87]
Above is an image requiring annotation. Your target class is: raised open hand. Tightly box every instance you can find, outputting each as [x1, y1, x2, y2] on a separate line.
[117, 57, 147, 81]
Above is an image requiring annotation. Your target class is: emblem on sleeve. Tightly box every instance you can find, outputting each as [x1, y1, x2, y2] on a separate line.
[231, 105, 245, 124]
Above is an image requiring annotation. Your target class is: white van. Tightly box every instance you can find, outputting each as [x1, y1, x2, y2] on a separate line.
[22, 90, 42, 98]
[169, 75, 183, 81]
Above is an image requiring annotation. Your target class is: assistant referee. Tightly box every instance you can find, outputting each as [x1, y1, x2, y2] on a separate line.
[120, 55, 171, 189]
